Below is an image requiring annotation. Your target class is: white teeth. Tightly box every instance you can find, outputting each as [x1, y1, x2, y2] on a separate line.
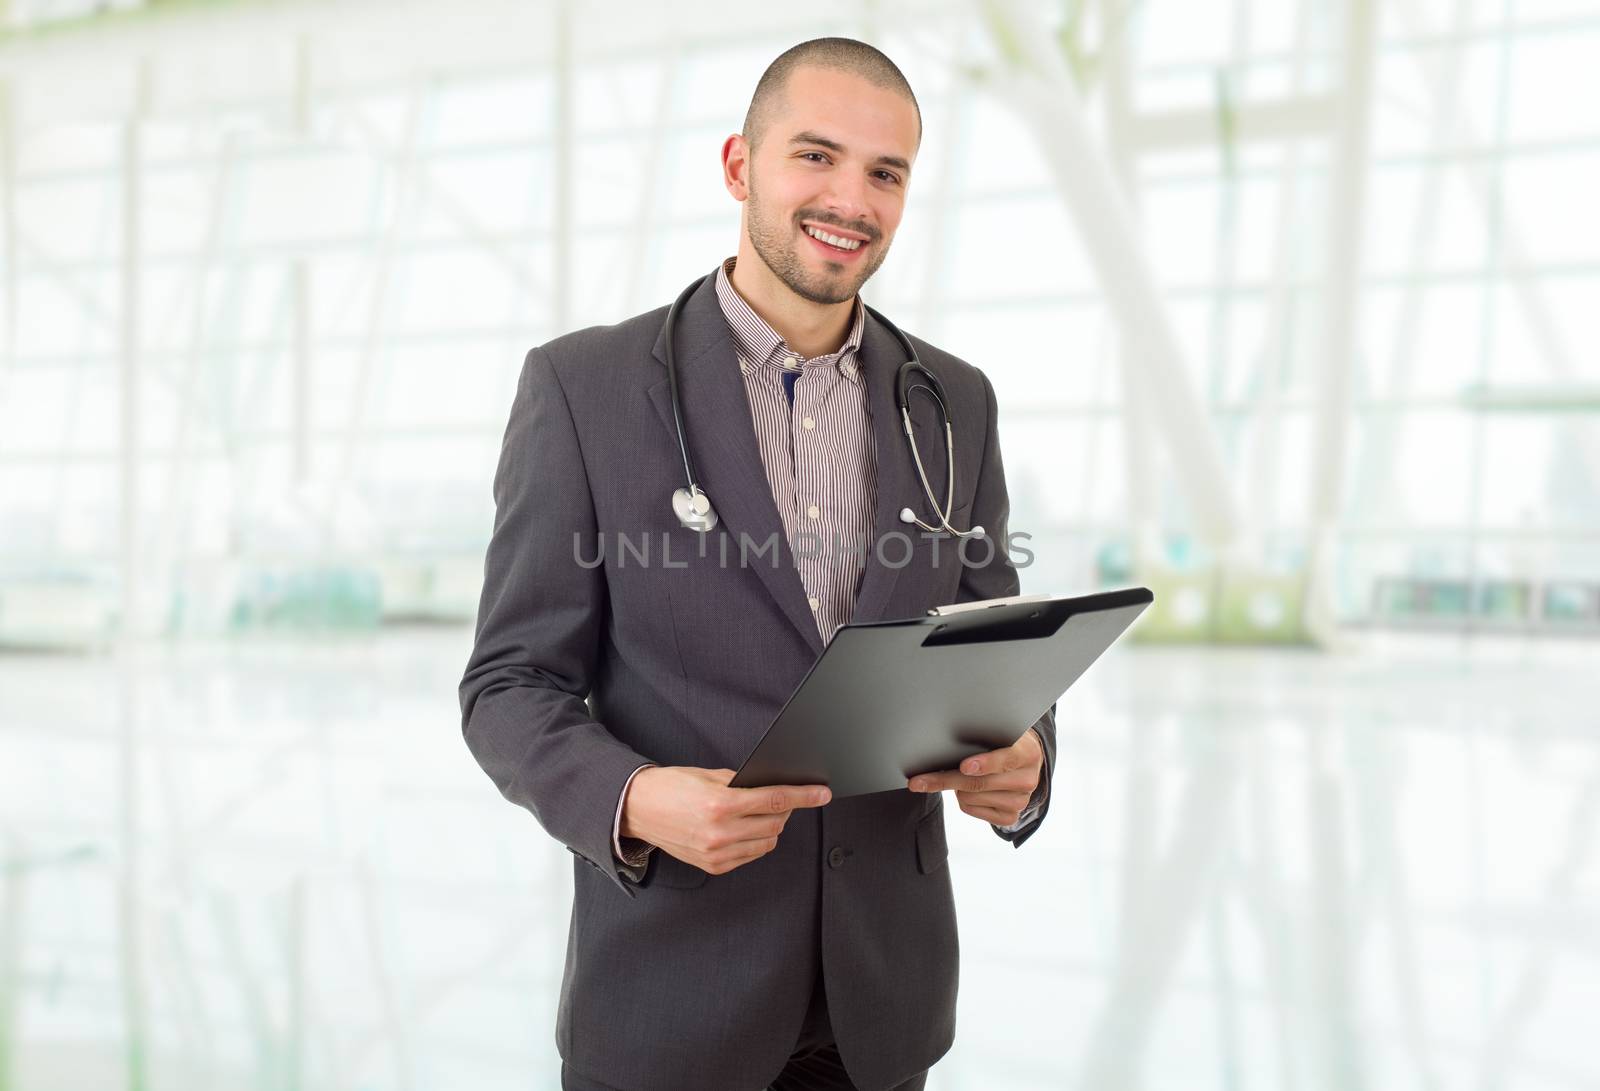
[805, 225, 862, 251]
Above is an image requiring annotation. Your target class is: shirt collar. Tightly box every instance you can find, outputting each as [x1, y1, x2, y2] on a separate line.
[713, 256, 864, 385]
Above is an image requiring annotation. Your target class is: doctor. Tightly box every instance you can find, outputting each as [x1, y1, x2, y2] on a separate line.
[460, 36, 1055, 1091]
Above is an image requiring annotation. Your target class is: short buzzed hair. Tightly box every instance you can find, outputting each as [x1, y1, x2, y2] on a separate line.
[742, 37, 922, 152]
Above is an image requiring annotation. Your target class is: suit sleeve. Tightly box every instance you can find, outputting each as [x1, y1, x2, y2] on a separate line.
[953, 367, 1056, 848]
[459, 345, 653, 895]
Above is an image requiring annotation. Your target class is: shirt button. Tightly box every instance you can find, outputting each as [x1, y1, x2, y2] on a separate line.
[807, 504, 820, 520]
[803, 417, 815, 430]
[828, 846, 847, 869]
[808, 596, 821, 611]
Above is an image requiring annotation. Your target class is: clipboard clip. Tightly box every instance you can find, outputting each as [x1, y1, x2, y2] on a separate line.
[926, 593, 1053, 617]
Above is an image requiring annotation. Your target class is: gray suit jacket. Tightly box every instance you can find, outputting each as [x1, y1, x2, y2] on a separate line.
[459, 271, 1055, 1091]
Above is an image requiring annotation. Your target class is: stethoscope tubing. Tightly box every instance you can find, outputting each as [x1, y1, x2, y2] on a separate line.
[663, 271, 981, 539]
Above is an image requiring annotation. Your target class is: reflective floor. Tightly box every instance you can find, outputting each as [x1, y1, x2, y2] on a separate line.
[1, 630, 1595, 1090]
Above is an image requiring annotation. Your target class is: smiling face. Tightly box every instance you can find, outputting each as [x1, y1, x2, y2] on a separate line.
[729, 64, 919, 306]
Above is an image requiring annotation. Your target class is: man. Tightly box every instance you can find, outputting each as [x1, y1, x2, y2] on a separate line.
[460, 37, 1055, 1091]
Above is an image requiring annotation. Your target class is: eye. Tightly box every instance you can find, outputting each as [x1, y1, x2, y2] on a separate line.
[799, 151, 830, 163]
[873, 170, 902, 185]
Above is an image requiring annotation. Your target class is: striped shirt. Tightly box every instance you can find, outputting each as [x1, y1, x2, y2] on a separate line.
[714, 255, 876, 643]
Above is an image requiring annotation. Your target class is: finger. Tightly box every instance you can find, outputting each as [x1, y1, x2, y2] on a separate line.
[726, 811, 791, 840]
[954, 788, 1032, 813]
[915, 761, 1036, 787]
[958, 743, 1029, 778]
[907, 745, 1018, 789]
[722, 828, 785, 855]
[908, 770, 989, 793]
[957, 797, 1025, 826]
[702, 815, 789, 849]
[705, 835, 781, 875]
[732, 783, 832, 816]
[691, 818, 788, 859]
[952, 768, 1038, 793]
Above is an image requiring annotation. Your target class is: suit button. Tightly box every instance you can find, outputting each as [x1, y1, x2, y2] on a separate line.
[828, 846, 847, 869]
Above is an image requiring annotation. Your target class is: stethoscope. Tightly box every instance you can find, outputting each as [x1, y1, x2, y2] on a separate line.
[664, 272, 984, 541]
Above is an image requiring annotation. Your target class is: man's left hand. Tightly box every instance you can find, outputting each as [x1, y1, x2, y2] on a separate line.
[907, 728, 1044, 826]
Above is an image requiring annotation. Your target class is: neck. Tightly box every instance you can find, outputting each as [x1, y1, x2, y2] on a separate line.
[729, 239, 855, 358]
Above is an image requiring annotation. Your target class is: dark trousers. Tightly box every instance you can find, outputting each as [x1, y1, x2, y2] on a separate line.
[560, 971, 930, 1091]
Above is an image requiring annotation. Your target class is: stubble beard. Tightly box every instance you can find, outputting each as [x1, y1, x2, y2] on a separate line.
[745, 176, 890, 306]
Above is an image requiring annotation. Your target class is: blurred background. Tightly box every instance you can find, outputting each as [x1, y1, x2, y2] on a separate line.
[1, 0, 1597, 1088]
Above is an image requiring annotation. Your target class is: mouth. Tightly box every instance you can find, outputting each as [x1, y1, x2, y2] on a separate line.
[800, 222, 870, 263]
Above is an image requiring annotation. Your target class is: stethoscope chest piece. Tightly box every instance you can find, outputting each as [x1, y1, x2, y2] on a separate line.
[672, 485, 718, 533]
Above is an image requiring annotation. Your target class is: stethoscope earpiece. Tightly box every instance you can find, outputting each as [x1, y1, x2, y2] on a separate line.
[662, 270, 981, 539]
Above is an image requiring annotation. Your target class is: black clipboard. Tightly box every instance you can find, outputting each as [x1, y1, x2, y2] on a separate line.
[729, 586, 1154, 798]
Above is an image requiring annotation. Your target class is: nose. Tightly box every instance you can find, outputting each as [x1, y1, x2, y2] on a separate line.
[821, 172, 871, 227]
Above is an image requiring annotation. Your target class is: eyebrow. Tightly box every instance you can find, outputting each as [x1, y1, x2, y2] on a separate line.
[787, 130, 911, 174]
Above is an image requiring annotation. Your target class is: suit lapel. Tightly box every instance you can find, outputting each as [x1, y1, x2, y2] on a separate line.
[648, 272, 825, 656]
[851, 309, 940, 627]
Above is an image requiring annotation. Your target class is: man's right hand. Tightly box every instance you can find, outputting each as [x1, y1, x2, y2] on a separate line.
[619, 767, 831, 876]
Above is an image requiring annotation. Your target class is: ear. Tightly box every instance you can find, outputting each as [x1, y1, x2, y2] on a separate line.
[722, 133, 751, 202]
